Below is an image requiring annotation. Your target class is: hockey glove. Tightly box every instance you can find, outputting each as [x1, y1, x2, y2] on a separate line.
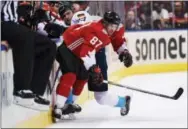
[44, 23, 65, 38]
[17, 4, 33, 28]
[119, 49, 133, 68]
[88, 64, 103, 85]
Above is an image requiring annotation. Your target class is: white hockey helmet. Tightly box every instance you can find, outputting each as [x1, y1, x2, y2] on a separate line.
[71, 11, 92, 25]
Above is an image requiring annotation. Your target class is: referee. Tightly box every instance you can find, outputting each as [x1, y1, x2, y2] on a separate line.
[1, 1, 56, 106]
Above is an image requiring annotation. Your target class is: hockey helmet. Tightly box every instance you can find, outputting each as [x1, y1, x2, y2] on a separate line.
[31, 9, 51, 25]
[103, 11, 121, 25]
[58, 2, 72, 16]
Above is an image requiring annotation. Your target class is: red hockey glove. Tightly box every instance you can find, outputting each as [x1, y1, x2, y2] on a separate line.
[88, 64, 103, 85]
[119, 49, 133, 68]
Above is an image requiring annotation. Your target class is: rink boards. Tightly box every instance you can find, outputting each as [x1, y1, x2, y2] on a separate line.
[1, 29, 187, 128]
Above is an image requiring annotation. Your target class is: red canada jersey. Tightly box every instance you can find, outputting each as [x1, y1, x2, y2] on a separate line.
[63, 20, 126, 58]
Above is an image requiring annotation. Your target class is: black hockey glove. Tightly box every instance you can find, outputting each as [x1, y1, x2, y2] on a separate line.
[30, 9, 51, 27]
[88, 64, 103, 85]
[17, 4, 33, 28]
[44, 23, 65, 38]
[119, 49, 133, 68]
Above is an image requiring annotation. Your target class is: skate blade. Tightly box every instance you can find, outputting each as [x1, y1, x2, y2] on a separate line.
[32, 102, 50, 111]
[61, 113, 76, 120]
[68, 113, 76, 120]
[120, 108, 127, 116]
[54, 113, 76, 122]
[14, 101, 49, 111]
[13, 96, 34, 106]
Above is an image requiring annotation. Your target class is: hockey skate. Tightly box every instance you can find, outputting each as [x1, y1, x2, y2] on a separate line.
[30, 95, 50, 111]
[52, 104, 77, 122]
[71, 103, 82, 113]
[34, 95, 50, 105]
[14, 90, 51, 111]
[120, 96, 131, 116]
[13, 90, 35, 106]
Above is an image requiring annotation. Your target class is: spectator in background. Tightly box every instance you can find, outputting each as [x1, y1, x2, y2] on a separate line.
[185, 1, 188, 14]
[125, 10, 141, 30]
[124, 1, 137, 13]
[71, 1, 90, 13]
[172, 1, 188, 28]
[152, 2, 170, 29]
[160, 1, 173, 13]
[138, 1, 152, 29]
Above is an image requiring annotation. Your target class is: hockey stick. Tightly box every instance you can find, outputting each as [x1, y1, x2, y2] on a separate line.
[50, 66, 61, 94]
[103, 80, 184, 100]
[46, 79, 52, 95]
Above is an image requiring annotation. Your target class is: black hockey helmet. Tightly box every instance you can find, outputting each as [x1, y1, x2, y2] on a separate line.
[58, 2, 72, 16]
[31, 9, 51, 25]
[103, 11, 121, 25]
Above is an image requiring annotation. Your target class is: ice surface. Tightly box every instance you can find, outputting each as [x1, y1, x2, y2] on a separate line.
[48, 72, 187, 128]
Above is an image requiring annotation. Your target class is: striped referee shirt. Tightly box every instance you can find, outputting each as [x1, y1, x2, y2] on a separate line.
[1, 1, 18, 22]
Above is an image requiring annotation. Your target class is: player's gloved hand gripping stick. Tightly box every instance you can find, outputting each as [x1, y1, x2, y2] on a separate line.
[88, 64, 103, 85]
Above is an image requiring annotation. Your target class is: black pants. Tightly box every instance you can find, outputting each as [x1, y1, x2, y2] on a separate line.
[56, 43, 88, 80]
[1, 21, 56, 96]
[88, 48, 108, 92]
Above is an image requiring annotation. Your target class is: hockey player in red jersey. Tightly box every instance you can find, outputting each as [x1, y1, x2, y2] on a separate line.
[53, 11, 133, 120]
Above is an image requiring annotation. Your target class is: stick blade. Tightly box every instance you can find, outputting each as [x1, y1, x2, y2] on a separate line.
[173, 87, 184, 100]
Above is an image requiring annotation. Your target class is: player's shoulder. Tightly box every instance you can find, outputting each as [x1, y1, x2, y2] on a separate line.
[88, 20, 103, 30]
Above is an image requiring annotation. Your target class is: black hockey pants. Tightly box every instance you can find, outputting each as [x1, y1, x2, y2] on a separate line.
[1, 21, 56, 96]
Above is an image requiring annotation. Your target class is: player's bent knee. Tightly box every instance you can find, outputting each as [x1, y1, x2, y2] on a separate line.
[94, 97, 104, 105]
[94, 92, 108, 105]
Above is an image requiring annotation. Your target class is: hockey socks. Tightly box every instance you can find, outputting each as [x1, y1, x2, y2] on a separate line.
[65, 79, 87, 104]
[115, 96, 126, 108]
[65, 89, 73, 104]
[73, 80, 87, 96]
[94, 91, 126, 108]
[56, 73, 87, 107]
[56, 73, 76, 107]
